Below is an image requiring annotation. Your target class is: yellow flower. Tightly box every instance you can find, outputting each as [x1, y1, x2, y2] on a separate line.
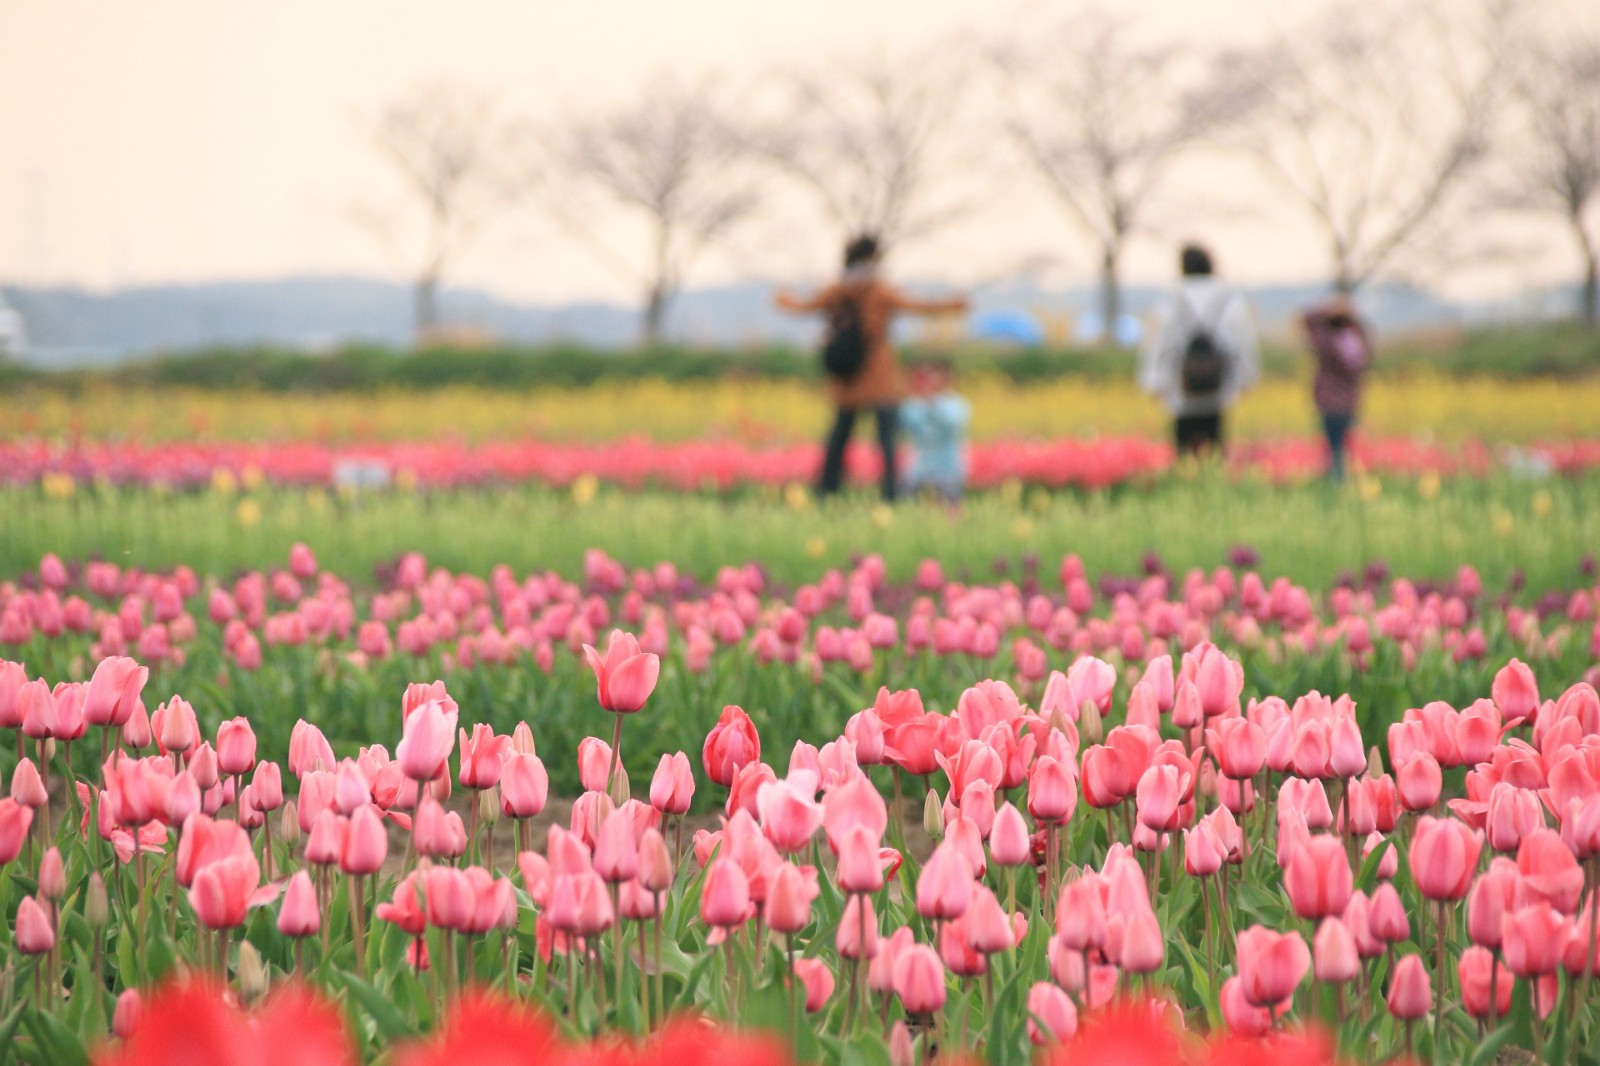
[871, 504, 894, 529]
[1492, 508, 1514, 537]
[1012, 517, 1035, 540]
[236, 498, 262, 528]
[1418, 471, 1441, 499]
[41, 472, 75, 499]
[211, 467, 238, 495]
[784, 483, 811, 510]
[1358, 475, 1382, 502]
[571, 473, 600, 506]
[1532, 490, 1553, 518]
[805, 535, 827, 558]
[240, 465, 264, 492]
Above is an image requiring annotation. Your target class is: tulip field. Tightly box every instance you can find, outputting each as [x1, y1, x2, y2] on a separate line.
[3, 366, 1600, 1066]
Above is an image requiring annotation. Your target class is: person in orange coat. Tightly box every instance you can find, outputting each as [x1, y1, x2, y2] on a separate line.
[776, 234, 968, 501]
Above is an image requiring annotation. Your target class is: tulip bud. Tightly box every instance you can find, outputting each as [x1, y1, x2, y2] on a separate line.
[924, 789, 945, 840]
[113, 989, 143, 1039]
[479, 786, 500, 827]
[237, 941, 268, 1004]
[279, 800, 301, 848]
[1078, 699, 1104, 745]
[1366, 746, 1384, 778]
[38, 847, 65, 901]
[86, 872, 109, 928]
[889, 1021, 915, 1066]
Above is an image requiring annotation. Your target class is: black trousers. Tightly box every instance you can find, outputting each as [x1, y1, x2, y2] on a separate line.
[818, 405, 899, 501]
[1174, 413, 1223, 456]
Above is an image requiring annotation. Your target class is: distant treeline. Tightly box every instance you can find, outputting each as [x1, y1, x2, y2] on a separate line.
[2, 323, 1595, 394]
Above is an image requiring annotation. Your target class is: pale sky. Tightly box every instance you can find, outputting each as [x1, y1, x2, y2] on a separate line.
[0, 0, 1583, 305]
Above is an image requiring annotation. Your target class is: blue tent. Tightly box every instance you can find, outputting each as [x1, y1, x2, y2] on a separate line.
[969, 309, 1045, 346]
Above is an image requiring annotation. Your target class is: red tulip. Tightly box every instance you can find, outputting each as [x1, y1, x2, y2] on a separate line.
[702, 706, 760, 788]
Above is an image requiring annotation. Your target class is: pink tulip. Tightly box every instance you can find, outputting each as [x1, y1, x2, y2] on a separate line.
[1459, 946, 1511, 1019]
[1026, 982, 1078, 1044]
[836, 894, 879, 960]
[456, 724, 510, 791]
[1503, 903, 1571, 977]
[1208, 717, 1266, 780]
[963, 885, 1014, 955]
[916, 841, 973, 921]
[893, 943, 945, 1012]
[215, 717, 257, 777]
[1397, 754, 1442, 811]
[9, 759, 46, 809]
[649, 752, 695, 814]
[701, 858, 751, 928]
[413, 796, 466, 859]
[1119, 908, 1164, 974]
[1284, 834, 1353, 920]
[84, 656, 147, 728]
[582, 629, 660, 714]
[1027, 756, 1076, 824]
[1055, 875, 1108, 952]
[189, 854, 263, 929]
[594, 810, 639, 884]
[278, 870, 321, 938]
[1386, 953, 1432, 1020]
[637, 828, 673, 893]
[1313, 916, 1359, 983]
[837, 825, 885, 894]
[1409, 816, 1482, 901]
[500, 753, 549, 818]
[989, 802, 1031, 867]
[1236, 925, 1310, 1008]
[341, 805, 388, 875]
[1220, 975, 1275, 1035]
[112, 988, 143, 1039]
[764, 861, 816, 934]
[1491, 658, 1539, 723]
[14, 895, 54, 954]
[396, 700, 457, 782]
[756, 776, 825, 853]
[794, 958, 834, 1012]
[1135, 764, 1181, 832]
[1516, 829, 1584, 914]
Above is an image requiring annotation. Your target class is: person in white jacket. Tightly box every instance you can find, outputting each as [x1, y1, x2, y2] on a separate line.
[1137, 244, 1260, 455]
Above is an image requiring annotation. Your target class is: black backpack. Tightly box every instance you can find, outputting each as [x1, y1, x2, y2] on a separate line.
[821, 294, 868, 380]
[1179, 297, 1229, 399]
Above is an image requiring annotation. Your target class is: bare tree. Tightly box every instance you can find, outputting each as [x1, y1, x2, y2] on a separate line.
[1218, 0, 1511, 294]
[357, 82, 521, 339]
[743, 48, 974, 249]
[1506, 34, 1600, 325]
[992, 10, 1229, 343]
[541, 79, 760, 347]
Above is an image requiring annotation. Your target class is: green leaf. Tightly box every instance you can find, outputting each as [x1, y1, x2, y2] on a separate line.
[341, 973, 416, 1043]
[22, 1010, 90, 1066]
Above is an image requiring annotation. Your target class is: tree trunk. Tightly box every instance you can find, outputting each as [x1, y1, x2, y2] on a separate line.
[641, 284, 667, 349]
[1577, 224, 1598, 328]
[413, 276, 439, 343]
[1099, 245, 1122, 347]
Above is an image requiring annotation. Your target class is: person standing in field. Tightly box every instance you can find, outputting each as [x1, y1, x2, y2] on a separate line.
[1138, 244, 1260, 456]
[900, 357, 971, 506]
[776, 235, 969, 502]
[1302, 294, 1372, 481]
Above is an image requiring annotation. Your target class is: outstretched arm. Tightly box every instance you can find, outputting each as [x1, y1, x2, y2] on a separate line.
[888, 289, 969, 316]
[775, 286, 836, 314]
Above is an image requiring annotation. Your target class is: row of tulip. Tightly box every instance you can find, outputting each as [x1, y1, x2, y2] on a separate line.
[6, 434, 1599, 495]
[2, 544, 1598, 800]
[2, 632, 1598, 1065]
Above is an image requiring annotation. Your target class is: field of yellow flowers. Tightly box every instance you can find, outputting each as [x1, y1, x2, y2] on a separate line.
[5, 374, 1594, 444]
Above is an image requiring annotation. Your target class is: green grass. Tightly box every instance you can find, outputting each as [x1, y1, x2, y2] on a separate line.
[5, 473, 1594, 594]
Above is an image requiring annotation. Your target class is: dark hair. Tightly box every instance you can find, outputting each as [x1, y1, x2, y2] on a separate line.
[1180, 244, 1214, 277]
[844, 234, 882, 268]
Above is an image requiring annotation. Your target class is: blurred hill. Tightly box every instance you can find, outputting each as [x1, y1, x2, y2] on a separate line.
[0, 275, 1581, 368]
